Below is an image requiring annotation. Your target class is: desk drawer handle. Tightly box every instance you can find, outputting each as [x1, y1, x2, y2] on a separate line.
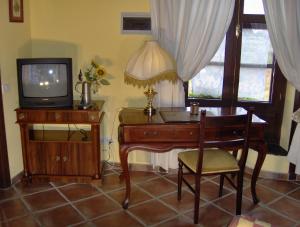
[143, 131, 159, 136]
[189, 131, 193, 136]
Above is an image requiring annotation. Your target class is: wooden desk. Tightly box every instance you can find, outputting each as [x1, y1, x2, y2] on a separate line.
[118, 107, 267, 209]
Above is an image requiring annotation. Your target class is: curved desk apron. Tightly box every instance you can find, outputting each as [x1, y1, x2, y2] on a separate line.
[118, 107, 267, 209]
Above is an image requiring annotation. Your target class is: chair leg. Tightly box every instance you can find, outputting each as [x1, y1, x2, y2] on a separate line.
[236, 171, 243, 215]
[194, 175, 201, 224]
[219, 174, 225, 197]
[178, 160, 183, 201]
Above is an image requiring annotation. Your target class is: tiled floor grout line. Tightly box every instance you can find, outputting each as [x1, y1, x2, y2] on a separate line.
[1, 172, 299, 227]
[133, 181, 197, 224]
[148, 213, 190, 227]
[10, 184, 43, 226]
[256, 179, 300, 196]
[52, 183, 90, 224]
[243, 181, 300, 224]
[254, 200, 299, 225]
[0, 183, 57, 205]
[101, 173, 300, 227]
[123, 210, 148, 227]
[60, 182, 147, 227]
[93, 180, 148, 227]
[284, 186, 300, 202]
[13, 182, 57, 197]
[130, 181, 187, 225]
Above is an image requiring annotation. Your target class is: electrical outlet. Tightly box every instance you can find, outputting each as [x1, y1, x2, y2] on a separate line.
[101, 137, 113, 145]
[1, 84, 10, 93]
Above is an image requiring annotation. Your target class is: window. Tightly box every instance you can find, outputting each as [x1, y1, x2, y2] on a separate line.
[185, 0, 287, 144]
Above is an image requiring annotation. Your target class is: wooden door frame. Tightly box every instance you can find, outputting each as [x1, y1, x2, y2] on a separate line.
[0, 72, 11, 188]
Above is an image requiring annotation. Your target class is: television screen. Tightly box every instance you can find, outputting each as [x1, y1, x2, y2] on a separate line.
[17, 58, 73, 108]
[21, 64, 68, 98]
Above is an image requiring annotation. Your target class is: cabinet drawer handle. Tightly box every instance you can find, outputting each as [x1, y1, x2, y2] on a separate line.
[152, 131, 158, 136]
[63, 156, 68, 162]
[18, 113, 25, 120]
[55, 156, 60, 162]
[55, 113, 61, 120]
[143, 131, 149, 136]
[189, 131, 193, 136]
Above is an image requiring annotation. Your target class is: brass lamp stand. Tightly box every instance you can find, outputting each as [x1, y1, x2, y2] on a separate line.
[144, 87, 157, 116]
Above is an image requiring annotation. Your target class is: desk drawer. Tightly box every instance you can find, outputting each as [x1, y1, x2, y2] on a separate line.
[122, 125, 199, 143]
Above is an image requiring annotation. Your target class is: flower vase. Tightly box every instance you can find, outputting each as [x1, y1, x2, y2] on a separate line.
[80, 81, 92, 109]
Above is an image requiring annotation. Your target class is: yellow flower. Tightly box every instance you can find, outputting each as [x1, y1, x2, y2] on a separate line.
[96, 66, 106, 77]
[78, 59, 111, 93]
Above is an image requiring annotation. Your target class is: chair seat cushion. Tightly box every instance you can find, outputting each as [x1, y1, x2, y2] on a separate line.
[178, 149, 240, 174]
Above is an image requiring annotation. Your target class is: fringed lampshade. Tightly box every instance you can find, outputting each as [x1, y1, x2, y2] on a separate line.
[124, 40, 178, 115]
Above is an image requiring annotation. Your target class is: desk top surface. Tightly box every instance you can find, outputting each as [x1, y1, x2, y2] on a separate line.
[119, 107, 266, 125]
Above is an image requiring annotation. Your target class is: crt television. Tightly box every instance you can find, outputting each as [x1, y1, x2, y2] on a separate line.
[17, 58, 73, 108]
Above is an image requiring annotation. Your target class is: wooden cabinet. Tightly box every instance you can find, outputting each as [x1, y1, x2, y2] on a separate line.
[16, 101, 104, 183]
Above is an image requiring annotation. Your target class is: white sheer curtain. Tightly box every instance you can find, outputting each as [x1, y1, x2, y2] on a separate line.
[150, 0, 235, 170]
[263, 0, 300, 91]
[263, 0, 300, 174]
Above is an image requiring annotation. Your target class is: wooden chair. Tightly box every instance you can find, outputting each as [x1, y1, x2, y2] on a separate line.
[177, 109, 252, 224]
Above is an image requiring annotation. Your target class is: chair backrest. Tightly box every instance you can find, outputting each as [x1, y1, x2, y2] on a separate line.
[196, 109, 253, 173]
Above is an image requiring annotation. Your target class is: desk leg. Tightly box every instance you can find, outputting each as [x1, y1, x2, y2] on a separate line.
[251, 143, 267, 204]
[119, 145, 130, 209]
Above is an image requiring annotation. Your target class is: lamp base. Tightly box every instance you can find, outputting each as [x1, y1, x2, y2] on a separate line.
[144, 106, 156, 116]
[144, 87, 157, 116]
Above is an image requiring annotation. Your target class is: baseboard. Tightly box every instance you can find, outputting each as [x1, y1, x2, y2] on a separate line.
[245, 166, 299, 181]
[11, 171, 23, 185]
[105, 161, 299, 181]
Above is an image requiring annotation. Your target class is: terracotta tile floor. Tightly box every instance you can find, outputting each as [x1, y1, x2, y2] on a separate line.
[0, 167, 299, 227]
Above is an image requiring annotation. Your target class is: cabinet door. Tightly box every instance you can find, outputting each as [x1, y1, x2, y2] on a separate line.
[62, 143, 95, 176]
[44, 143, 61, 175]
[28, 142, 46, 174]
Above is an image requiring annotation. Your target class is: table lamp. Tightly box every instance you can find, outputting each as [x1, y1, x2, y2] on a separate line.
[124, 40, 178, 115]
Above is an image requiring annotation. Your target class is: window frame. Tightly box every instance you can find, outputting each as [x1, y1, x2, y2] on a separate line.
[184, 0, 287, 144]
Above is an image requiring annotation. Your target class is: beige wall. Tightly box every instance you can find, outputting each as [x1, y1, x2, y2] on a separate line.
[0, 0, 31, 178]
[29, 0, 152, 166]
[1, 0, 296, 179]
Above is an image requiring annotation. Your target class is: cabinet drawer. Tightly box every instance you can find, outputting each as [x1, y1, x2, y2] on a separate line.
[16, 110, 100, 123]
[123, 125, 199, 142]
[68, 111, 100, 123]
[46, 112, 68, 122]
[17, 111, 47, 122]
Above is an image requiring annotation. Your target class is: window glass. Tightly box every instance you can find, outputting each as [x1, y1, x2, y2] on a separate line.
[188, 38, 226, 99]
[238, 26, 273, 101]
[243, 0, 265, 15]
